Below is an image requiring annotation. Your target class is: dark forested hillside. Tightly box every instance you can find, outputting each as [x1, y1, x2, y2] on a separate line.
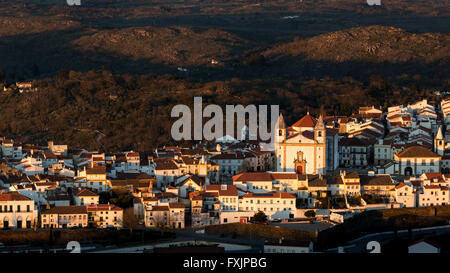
[0, 69, 441, 152]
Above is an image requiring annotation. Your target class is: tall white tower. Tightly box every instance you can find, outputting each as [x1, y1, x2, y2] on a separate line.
[314, 115, 326, 144]
[275, 113, 286, 172]
[434, 126, 445, 156]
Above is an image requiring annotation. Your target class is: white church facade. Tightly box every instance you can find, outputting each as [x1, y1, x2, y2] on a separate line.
[274, 113, 327, 175]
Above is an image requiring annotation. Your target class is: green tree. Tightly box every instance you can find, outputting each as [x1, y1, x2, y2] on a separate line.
[252, 211, 267, 223]
[305, 210, 316, 219]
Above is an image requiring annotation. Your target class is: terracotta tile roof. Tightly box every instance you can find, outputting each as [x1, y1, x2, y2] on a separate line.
[359, 175, 394, 186]
[155, 159, 179, 170]
[143, 197, 158, 202]
[233, 172, 298, 182]
[85, 166, 106, 175]
[308, 177, 327, 187]
[42, 206, 88, 215]
[0, 192, 32, 201]
[424, 185, 441, 189]
[291, 114, 317, 128]
[242, 192, 295, 199]
[169, 202, 185, 209]
[424, 173, 442, 180]
[150, 206, 169, 211]
[155, 192, 178, 199]
[180, 175, 205, 187]
[126, 152, 140, 158]
[76, 188, 98, 197]
[233, 172, 273, 182]
[44, 153, 58, 159]
[326, 175, 343, 185]
[205, 185, 238, 196]
[344, 172, 360, 179]
[270, 173, 298, 180]
[86, 204, 122, 211]
[396, 146, 441, 158]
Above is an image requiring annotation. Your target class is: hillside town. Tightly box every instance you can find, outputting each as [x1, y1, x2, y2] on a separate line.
[0, 97, 450, 237]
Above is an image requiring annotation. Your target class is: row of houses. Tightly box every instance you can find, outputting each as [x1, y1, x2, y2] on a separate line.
[0, 191, 123, 229]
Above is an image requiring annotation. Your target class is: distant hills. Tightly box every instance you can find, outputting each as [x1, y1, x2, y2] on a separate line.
[0, 0, 447, 84]
[0, 16, 80, 37]
[263, 26, 450, 64]
[72, 26, 244, 66]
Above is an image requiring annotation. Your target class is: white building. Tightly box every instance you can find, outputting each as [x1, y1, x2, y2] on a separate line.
[74, 188, 99, 206]
[144, 202, 185, 229]
[378, 146, 441, 176]
[205, 184, 239, 212]
[41, 206, 88, 228]
[275, 113, 326, 174]
[239, 192, 296, 220]
[0, 192, 37, 229]
[77, 166, 109, 192]
[394, 182, 415, 207]
[418, 185, 449, 207]
[86, 204, 123, 228]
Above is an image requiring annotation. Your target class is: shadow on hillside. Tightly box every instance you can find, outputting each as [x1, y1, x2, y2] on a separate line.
[316, 208, 450, 250]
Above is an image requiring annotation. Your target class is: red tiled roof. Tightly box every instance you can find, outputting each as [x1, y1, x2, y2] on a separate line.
[233, 172, 273, 182]
[151, 206, 169, 211]
[395, 182, 407, 189]
[154, 159, 179, 170]
[169, 202, 185, 209]
[242, 192, 296, 199]
[291, 114, 317, 128]
[205, 185, 238, 196]
[424, 173, 442, 180]
[0, 192, 31, 201]
[76, 188, 98, 197]
[424, 185, 441, 189]
[86, 204, 122, 211]
[85, 166, 106, 175]
[233, 172, 298, 182]
[271, 173, 298, 180]
[396, 146, 441, 158]
[42, 206, 88, 215]
[143, 197, 158, 202]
